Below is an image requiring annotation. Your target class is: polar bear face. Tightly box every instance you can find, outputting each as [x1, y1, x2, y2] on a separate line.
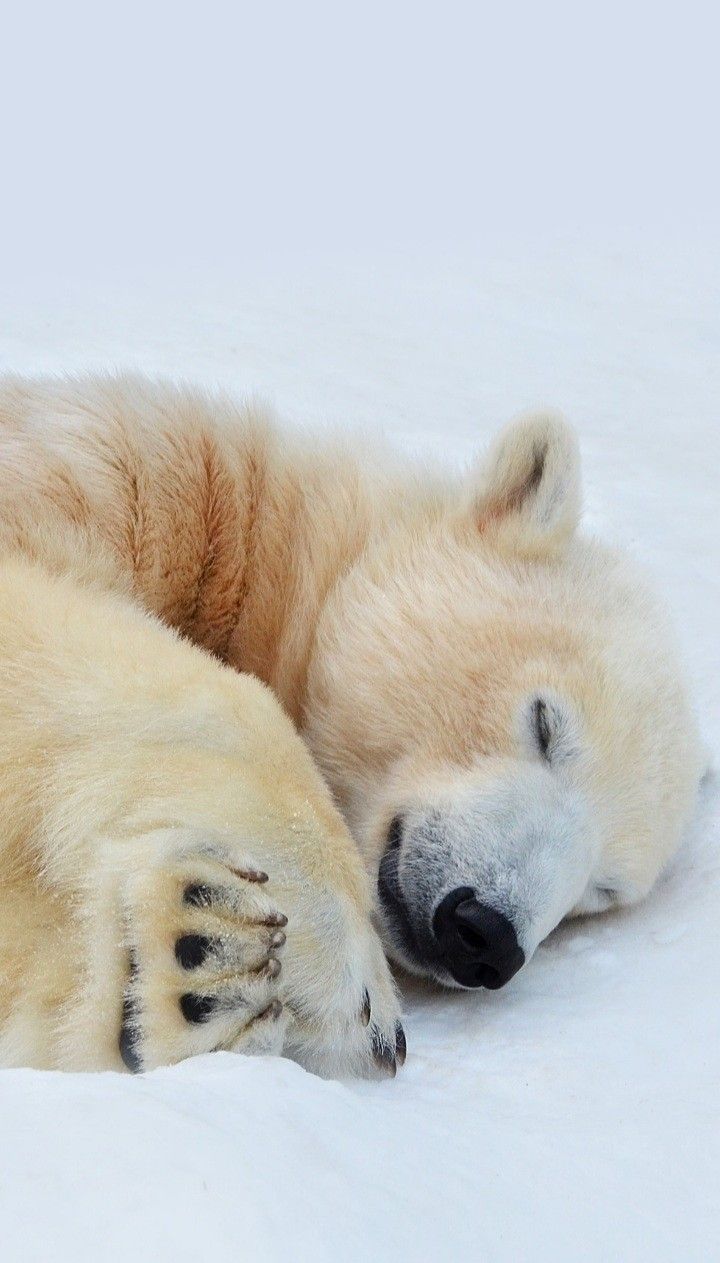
[305, 414, 703, 989]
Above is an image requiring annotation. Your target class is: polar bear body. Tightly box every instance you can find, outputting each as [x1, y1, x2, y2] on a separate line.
[0, 374, 702, 1068]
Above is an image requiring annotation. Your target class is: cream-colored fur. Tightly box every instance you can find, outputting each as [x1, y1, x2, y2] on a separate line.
[0, 374, 702, 1068]
[0, 555, 401, 1076]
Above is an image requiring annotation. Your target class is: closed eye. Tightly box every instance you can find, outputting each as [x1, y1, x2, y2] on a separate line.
[528, 693, 579, 766]
[534, 698, 552, 761]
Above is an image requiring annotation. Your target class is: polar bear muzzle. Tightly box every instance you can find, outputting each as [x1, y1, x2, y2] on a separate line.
[377, 819, 528, 989]
[376, 762, 597, 988]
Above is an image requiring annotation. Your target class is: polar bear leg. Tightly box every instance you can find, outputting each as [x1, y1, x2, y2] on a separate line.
[0, 557, 404, 1078]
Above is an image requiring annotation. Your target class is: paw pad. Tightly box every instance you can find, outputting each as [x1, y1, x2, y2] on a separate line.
[175, 934, 213, 969]
[180, 992, 218, 1024]
[119, 994, 143, 1073]
[183, 882, 214, 908]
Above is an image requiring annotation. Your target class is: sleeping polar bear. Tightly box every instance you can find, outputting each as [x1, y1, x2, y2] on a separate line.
[0, 375, 702, 1077]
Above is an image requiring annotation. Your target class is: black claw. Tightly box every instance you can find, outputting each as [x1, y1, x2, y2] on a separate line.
[180, 992, 218, 1024]
[395, 1022, 407, 1067]
[371, 1028, 397, 1078]
[175, 934, 212, 970]
[361, 989, 371, 1026]
[119, 994, 142, 1073]
[183, 882, 214, 908]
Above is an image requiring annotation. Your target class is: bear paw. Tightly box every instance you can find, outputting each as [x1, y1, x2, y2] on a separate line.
[119, 842, 290, 1071]
[116, 829, 406, 1080]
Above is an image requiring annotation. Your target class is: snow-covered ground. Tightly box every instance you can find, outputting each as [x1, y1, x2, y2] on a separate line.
[0, 240, 717, 1262]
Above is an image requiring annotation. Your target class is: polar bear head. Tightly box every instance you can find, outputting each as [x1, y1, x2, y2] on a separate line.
[304, 413, 703, 989]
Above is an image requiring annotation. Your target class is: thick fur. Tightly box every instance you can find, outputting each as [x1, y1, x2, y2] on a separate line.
[0, 374, 702, 1068]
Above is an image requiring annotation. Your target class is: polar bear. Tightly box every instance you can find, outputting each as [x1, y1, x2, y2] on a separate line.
[0, 374, 702, 1074]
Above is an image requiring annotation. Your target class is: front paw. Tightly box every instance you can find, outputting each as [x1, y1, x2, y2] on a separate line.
[120, 843, 290, 1071]
[280, 888, 407, 1081]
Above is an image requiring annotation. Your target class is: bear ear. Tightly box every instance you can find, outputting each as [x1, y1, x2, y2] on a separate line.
[465, 410, 581, 555]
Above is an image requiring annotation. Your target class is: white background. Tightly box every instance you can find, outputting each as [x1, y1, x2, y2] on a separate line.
[0, 4, 718, 1260]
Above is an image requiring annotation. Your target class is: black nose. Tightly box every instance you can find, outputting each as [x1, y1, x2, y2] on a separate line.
[432, 887, 525, 988]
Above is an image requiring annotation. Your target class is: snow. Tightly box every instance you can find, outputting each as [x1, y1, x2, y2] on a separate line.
[0, 240, 717, 1262]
